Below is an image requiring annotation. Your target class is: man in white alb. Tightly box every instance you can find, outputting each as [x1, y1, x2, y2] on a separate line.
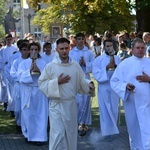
[111, 38, 150, 149]
[38, 37, 95, 150]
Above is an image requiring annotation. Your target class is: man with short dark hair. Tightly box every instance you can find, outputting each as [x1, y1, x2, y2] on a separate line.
[38, 37, 94, 150]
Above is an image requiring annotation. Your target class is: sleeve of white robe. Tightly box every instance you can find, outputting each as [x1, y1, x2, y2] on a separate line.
[110, 62, 129, 101]
[17, 62, 33, 84]
[92, 57, 109, 82]
[4, 62, 14, 83]
[38, 65, 60, 99]
[10, 59, 18, 81]
[92, 55, 120, 83]
[85, 51, 95, 73]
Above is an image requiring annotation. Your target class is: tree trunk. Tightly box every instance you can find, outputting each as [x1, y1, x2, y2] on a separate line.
[136, 0, 150, 32]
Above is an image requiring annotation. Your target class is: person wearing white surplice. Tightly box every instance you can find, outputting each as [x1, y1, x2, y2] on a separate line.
[69, 33, 95, 135]
[10, 43, 30, 131]
[17, 42, 48, 146]
[92, 39, 120, 141]
[0, 34, 18, 111]
[41, 42, 55, 64]
[110, 38, 150, 150]
[38, 38, 95, 150]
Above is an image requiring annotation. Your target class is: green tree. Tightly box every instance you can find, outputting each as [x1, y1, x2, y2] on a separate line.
[0, 0, 9, 38]
[28, 0, 135, 35]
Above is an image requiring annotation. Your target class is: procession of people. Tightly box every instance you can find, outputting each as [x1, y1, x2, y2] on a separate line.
[0, 30, 150, 150]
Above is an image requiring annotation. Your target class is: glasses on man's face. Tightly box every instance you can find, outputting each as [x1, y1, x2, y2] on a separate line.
[77, 37, 84, 41]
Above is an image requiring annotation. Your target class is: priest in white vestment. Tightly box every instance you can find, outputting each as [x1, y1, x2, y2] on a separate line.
[38, 38, 95, 150]
[110, 38, 150, 150]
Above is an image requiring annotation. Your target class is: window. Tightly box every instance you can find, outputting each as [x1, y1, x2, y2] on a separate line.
[13, 0, 20, 8]
[34, 27, 41, 40]
[13, 0, 20, 3]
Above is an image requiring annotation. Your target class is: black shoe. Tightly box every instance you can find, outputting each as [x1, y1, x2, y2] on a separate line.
[35, 142, 44, 146]
[78, 130, 87, 136]
[2, 103, 7, 111]
[78, 124, 88, 137]
[25, 138, 28, 143]
[16, 125, 22, 133]
[10, 111, 15, 118]
[2, 107, 7, 111]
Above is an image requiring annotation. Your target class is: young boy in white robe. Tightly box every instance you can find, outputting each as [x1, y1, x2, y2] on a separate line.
[38, 37, 95, 150]
[92, 39, 120, 141]
[69, 33, 95, 136]
[111, 38, 150, 149]
[41, 42, 55, 64]
[10, 42, 30, 131]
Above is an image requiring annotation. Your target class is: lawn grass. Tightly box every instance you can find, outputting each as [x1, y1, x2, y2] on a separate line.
[0, 105, 17, 134]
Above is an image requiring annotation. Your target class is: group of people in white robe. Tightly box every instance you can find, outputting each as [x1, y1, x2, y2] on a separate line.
[0, 32, 150, 150]
[0, 34, 55, 146]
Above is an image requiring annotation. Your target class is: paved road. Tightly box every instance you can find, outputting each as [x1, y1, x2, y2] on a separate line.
[0, 126, 130, 150]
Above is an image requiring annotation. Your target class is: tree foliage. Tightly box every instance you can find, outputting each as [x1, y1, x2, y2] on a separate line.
[28, 0, 135, 34]
[0, 0, 9, 38]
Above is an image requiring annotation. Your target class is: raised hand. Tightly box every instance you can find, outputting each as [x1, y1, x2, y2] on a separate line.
[30, 61, 40, 74]
[136, 72, 150, 82]
[58, 73, 71, 84]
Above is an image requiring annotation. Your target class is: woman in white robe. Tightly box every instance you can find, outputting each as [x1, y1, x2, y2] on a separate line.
[17, 42, 48, 145]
